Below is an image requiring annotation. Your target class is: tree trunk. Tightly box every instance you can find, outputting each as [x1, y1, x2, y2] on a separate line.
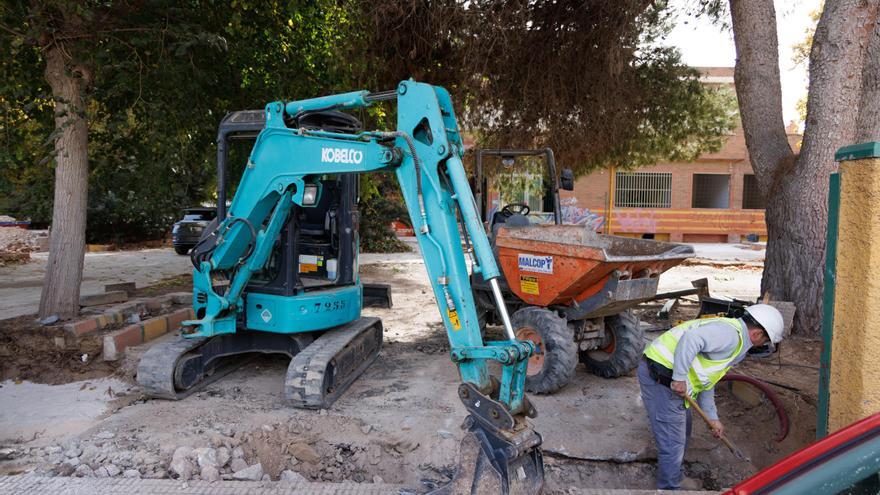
[38, 43, 91, 320]
[856, 18, 880, 141]
[730, 0, 878, 334]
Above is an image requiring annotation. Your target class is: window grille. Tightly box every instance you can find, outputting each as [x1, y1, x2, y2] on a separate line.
[614, 172, 672, 208]
[742, 174, 765, 209]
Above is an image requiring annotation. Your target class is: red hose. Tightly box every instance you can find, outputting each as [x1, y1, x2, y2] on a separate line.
[720, 373, 789, 442]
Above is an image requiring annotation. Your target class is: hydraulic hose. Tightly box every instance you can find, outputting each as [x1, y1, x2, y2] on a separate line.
[190, 216, 257, 271]
[720, 374, 789, 442]
[375, 131, 426, 222]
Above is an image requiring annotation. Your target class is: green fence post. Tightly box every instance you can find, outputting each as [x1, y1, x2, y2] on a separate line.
[817, 172, 840, 439]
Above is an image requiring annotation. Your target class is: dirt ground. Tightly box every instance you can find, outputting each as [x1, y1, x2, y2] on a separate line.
[0, 316, 114, 385]
[0, 255, 818, 492]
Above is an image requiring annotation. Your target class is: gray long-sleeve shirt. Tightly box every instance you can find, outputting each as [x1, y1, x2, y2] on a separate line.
[671, 318, 751, 420]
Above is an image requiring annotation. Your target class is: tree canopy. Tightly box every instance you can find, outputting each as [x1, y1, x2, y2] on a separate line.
[360, 0, 736, 174]
[1, 0, 734, 244]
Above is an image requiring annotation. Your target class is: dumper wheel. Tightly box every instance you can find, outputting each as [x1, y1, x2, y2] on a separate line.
[581, 310, 644, 378]
[511, 306, 577, 394]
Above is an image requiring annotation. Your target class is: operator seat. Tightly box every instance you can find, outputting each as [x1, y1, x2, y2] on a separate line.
[298, 179, 339, 239]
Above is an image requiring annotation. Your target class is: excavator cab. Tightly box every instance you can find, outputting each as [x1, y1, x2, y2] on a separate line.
[212, 110, 390, 307]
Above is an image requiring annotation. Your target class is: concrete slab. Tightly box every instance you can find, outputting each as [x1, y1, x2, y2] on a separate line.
[0, 378, 132, 443]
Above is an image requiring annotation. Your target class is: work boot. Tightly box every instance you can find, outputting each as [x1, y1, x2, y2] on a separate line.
[679, 476, 704, 490]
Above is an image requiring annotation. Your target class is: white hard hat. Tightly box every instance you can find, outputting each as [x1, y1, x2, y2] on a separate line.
[745, 304, 785, 344]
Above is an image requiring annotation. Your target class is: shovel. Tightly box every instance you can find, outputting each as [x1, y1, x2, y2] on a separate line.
[685, 394, 752, 463]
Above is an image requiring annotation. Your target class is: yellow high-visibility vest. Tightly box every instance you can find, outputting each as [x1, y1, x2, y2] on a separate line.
[644, 317, 744, 401]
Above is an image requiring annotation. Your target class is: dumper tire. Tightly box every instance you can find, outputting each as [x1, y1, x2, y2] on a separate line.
[581, 310, 644, 378]
[511, 306, 577, 394]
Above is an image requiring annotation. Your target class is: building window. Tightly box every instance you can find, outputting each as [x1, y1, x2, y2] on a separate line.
[614, 172, 672, 208]
[692, 174, 730, 209]
[742, 174, 765, 209]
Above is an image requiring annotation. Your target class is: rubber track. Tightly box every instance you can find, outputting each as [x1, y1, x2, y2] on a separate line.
[284, 317, 383, 409]
[137, 335, 245, 400]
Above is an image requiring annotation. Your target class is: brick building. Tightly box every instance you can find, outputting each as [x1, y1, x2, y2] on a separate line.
[555, 67, 801, 243]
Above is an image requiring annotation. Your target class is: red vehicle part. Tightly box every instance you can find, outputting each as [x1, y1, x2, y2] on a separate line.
[726, 412, 880, 494]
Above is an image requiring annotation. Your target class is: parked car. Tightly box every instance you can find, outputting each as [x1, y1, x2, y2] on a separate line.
[726, 412, 880, 494]
[172, 207, 216, 255]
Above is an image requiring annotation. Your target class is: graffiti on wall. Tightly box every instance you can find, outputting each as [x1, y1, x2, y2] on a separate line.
[613, 209, 657, 233]
[559, 197, 605, 230]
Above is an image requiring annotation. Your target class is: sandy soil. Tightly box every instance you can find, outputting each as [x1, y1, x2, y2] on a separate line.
[0, 257, 816, 492]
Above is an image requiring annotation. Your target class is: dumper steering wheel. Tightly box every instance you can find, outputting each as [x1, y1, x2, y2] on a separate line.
[501, 203, 531, 217]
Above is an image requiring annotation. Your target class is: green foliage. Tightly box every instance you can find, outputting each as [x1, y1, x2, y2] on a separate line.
[358, 175, 410, 253]
[360, 0, 737, 176]
[0, 0, 362, 242]
[493, 159, 545, 206]
[2, 0, 737, 253]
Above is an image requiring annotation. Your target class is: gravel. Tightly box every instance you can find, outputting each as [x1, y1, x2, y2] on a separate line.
[232, 463, 263, 481]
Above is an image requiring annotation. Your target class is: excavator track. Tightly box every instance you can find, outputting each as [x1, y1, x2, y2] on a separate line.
[137, 317, 382, 407]
[136, 335, 238, 400]
[285, 316, 383, 409]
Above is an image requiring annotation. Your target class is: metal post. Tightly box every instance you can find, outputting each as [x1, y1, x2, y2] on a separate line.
[817, 172, 839, 439]
[606, 165, 615, 234]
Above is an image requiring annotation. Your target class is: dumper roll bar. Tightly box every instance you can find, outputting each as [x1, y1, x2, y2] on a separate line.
[474, 148, 562, 225]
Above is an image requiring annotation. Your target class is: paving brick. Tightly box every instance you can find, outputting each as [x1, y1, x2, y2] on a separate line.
[142, 317, 168, 341]
[103, 324, 143, 361]
[80, 291, 128, 307]
[94, 314, 110, 329]
[63, 318, 99, 337]
[165, 308, 194, 330]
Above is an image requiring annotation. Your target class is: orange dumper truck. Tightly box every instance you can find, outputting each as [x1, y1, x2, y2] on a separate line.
[471, 149, 694, 393]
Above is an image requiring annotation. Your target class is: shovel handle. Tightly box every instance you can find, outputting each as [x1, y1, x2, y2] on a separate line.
[684, 394, 748, 460]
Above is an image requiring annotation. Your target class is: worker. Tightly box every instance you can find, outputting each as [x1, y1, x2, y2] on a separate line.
[638, 304, 785, 490]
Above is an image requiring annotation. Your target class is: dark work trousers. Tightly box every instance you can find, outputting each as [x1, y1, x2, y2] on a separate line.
[637, 359, 693, 490]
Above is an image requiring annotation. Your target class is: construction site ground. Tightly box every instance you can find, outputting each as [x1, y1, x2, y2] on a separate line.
[0, 242, 819, 493]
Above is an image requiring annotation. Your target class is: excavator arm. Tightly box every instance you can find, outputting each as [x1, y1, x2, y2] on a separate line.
[185, 80, 543, 493]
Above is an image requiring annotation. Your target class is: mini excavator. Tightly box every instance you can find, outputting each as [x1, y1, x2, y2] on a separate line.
[137, 81, 544, 493]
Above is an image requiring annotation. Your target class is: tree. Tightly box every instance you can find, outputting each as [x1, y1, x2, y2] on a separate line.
[1, 1, 361, 318]
[357, 0, 737, 174]
[728, 0, 880, 333]
[1, 1, 221, 318]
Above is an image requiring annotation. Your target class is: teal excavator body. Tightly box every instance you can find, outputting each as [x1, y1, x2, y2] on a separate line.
[137, 81, 544, 493]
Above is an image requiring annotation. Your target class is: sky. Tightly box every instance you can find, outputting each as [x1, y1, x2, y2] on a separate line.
[665, 0, 822, 128]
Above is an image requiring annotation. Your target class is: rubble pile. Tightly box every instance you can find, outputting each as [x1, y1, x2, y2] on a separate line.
[27, 419, 394, 484]
[0, 222, 48, 265]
